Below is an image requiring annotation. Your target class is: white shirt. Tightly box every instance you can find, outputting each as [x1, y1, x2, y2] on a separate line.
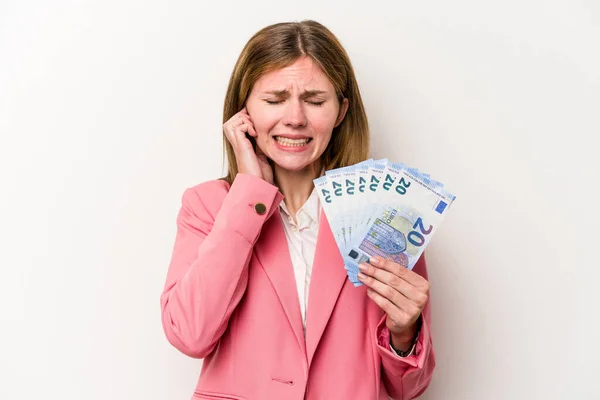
[278, 187, 415, 357]
[278, 188, 321, 334]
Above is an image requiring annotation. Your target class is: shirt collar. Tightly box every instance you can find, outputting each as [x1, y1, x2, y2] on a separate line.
[279, 187, 321, 225]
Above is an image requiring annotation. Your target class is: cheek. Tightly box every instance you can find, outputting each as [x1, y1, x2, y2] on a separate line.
[310, 111, 339, 141]
[253, 109, 280, 135]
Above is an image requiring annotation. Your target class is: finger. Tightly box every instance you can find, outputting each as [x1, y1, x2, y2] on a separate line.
[246, 123, 257, 137]
[225, 123, 248, 150]
[234, 124, 254, 150]
[359, 263, 427, 308]
[226, 113, 248, 130]
[241, 107, 254, 119]
[235, 114, 248, 127]
[367, 289, 418, 332]
[224, 113, 254, 148]
[234, 114, 256, 137]
[370, 256, 430, 292]
[358, 269, 424, 311]
[224, 115, 243, 141]
[223, 124, 238, 147]
[365, 288, 411, 325]
[240, 108, 252, 121]
[237, 114, 256, 131]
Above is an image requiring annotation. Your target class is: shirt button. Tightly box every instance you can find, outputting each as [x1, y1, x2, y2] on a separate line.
[254, 203, 267, 215]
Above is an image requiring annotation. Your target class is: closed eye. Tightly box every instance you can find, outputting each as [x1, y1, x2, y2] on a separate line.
[264, 99, 325, 106]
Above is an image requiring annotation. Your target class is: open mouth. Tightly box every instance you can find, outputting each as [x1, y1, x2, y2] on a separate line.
[274, 136, 312, 147]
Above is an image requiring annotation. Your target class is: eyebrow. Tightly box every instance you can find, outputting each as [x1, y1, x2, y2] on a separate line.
[263, 89, 328, 98]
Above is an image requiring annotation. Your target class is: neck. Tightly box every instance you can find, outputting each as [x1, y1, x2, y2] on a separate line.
[274, 162, 322, 217]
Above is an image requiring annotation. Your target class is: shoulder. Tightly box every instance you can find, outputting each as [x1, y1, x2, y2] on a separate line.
[179, 178, 231, 219]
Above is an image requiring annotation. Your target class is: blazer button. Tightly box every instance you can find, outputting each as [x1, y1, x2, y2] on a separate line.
[254, 202, 267, 215]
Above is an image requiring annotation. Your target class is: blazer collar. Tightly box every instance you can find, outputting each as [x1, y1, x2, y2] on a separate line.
[305, 212, 347, 366]
[253, 212, 307, 357]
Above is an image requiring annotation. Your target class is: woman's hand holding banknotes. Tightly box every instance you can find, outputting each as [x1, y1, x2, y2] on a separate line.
[358, 256, 430, 352]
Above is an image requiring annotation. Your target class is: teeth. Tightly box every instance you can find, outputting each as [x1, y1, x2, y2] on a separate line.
[275, 136, 309, 147]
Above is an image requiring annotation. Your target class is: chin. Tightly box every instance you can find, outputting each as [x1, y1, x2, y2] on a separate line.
[271, 157, 316, 173]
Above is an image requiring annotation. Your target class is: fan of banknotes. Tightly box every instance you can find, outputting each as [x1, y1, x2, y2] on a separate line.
[314, 158, 456, 287]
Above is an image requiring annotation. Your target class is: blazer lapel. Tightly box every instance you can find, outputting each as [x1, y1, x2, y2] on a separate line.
[305, 213, 348, 366]
[253, 213, 306, 357]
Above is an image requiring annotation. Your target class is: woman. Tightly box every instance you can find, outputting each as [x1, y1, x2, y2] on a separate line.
[161, 20, 435, 400]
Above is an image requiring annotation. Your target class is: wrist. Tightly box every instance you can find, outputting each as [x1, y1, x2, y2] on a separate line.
[390, 327, 416, 351]
[390, 317, 422, 354]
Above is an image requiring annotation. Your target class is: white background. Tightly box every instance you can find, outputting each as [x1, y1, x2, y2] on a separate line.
[1, 1, 599, 399]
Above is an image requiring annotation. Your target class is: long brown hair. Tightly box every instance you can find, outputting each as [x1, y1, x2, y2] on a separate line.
[221, 20, 370, 184]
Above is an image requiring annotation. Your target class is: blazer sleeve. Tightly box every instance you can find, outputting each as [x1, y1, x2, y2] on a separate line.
[376, 255, 436, 400]
[160, 173, 283, 358]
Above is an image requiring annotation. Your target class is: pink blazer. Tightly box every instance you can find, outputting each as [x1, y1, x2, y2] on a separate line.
[160, 173, 435, 400]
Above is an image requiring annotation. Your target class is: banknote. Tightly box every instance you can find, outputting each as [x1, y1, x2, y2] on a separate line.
[314, 175, 346, 249]
[314, 159, 456, 286]
[355, 162, 371, 235]
[325, 166, 351, 244]
[345, 166, 455, 279]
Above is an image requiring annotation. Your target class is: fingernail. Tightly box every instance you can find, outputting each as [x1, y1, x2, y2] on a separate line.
[358, 263, 367, 272]
[358, 272, 367, 280]
[369, 257, 380, 266]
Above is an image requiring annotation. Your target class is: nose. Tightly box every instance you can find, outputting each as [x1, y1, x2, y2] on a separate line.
[282, 99, 307, 128]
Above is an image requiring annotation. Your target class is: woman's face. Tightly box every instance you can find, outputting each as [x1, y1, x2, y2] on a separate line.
[245, 57, 348, 173]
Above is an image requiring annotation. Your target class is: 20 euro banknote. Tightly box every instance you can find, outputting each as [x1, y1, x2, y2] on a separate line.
[344, 165, 455, 281]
